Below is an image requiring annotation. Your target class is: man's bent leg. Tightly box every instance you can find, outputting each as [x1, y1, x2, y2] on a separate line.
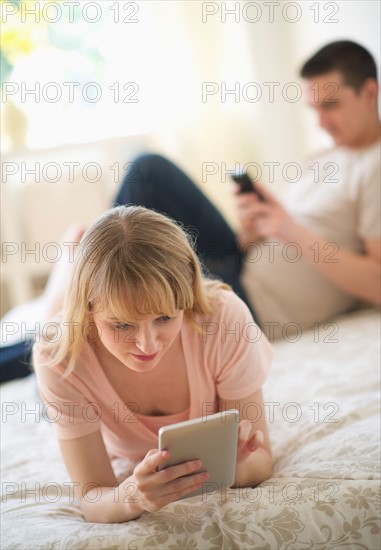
[113, 154, 253, 309]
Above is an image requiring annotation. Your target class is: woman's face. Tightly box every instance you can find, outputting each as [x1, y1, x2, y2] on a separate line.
[91, 308, 184, 373]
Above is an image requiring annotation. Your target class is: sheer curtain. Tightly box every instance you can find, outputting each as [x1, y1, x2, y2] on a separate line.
[1, 1, 379, 313]
[2, 1, 379, 227]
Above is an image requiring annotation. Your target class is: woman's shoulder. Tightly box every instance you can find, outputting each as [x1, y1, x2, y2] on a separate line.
[32, 344, 69, 390]
[189, 289, 253, 331]
[32, 338, 93, 377]
[207, 288, 252, 320]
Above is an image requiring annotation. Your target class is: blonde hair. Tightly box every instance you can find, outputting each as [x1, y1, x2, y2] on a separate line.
[38, 205, 231, 375]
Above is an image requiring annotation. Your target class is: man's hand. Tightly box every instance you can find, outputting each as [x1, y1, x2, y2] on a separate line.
[236, 184, 381, 306]
[234, 181, 296, 243]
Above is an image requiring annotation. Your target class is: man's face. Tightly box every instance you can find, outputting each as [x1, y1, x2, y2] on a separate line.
[304, 70, 374, 148]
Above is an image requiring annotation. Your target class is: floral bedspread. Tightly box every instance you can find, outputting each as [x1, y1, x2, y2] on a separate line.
[1, 308, 380, 549]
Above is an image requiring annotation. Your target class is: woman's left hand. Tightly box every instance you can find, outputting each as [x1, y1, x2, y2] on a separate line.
[236, 419, 264, 465]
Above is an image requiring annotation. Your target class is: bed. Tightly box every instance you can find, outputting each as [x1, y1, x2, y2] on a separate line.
[1, 307, 380, 549]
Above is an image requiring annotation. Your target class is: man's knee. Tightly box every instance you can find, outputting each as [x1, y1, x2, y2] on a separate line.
[116, 153, 176, 206]
[131, 153, 174, 178]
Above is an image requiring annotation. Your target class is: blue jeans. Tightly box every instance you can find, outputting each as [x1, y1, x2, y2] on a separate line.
[0, 340, 34, 383]
[114, 154, 253, 309]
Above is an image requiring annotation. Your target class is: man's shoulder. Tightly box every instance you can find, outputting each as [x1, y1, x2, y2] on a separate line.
[309, 140, 380, 163]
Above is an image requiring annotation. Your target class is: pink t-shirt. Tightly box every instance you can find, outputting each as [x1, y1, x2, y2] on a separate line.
[34, 290, 273, 462]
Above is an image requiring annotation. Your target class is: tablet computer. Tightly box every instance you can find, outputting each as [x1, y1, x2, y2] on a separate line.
[158, 409, 239, 499]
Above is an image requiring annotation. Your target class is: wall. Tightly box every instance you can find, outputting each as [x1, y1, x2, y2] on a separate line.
[1, 0, 380, 316]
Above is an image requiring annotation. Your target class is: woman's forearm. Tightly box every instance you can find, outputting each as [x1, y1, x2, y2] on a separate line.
[80, 477, 143, 523]
[233, 448, 273, 488]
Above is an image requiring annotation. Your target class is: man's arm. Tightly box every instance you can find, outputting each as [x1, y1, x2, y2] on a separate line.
[281, 223, 381, 305]
[241, 183, 381, 306]
[233, 183, 262, 249]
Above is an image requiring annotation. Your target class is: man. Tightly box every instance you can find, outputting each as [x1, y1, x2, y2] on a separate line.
[115, 40, 380, 340]
[237, 41, 381, 339]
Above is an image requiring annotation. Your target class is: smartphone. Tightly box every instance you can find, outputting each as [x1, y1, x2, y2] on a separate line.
[231, 171, 265, 201]
[158, 409, 239, 499]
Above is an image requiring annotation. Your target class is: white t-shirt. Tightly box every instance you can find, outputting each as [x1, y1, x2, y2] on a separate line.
[240, 139, 381, 341]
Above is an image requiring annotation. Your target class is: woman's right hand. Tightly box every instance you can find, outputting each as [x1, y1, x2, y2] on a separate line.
[127, 449, 209, 513]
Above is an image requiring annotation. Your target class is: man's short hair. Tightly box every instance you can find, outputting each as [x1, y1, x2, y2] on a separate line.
[300, 40, 378, 92]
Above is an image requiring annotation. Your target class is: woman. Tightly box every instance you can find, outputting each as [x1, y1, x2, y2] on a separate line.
[33, 204, 273, 523]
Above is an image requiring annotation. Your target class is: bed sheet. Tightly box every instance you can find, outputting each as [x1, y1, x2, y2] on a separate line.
[1, 308, 380, 549]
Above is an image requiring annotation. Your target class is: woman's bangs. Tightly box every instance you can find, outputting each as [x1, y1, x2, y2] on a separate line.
[89, 245, 196, 322]
[96, 274, 192, 322]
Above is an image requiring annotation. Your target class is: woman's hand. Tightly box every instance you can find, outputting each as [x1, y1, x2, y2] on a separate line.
[221, 391, 272, 487]
[129, 449, 209, 513]
[236, 419, 264, 465]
